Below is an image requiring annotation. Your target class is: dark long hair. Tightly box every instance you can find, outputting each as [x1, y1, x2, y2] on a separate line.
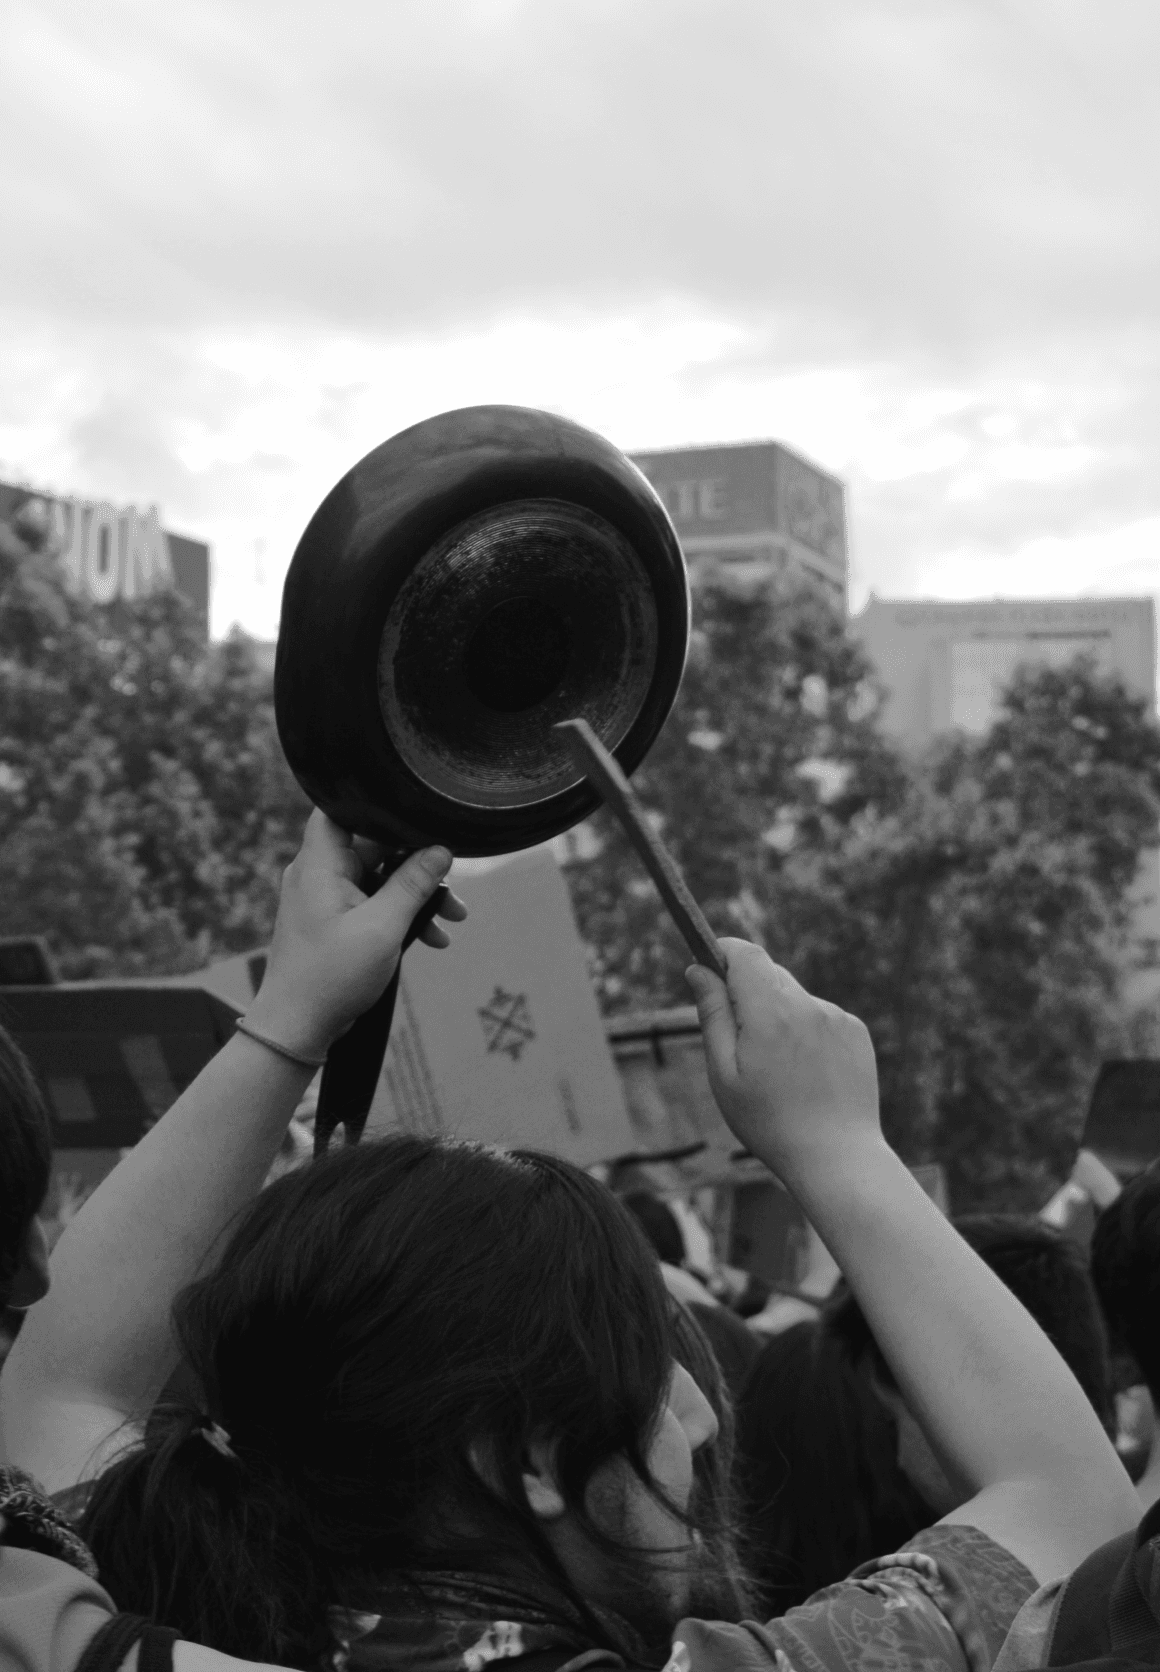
[1092, 1164, 1160, 1404]
[669, 1304, 757, 1622]
[82, 1136, 679, 1665]
[735, 1321, 930, 1614]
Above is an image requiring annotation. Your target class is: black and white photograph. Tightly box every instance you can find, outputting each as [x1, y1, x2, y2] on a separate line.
[1, 5, 1158, 1669]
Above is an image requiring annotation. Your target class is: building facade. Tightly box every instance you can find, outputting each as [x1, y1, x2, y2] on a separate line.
[851, 595, 1156, 750]
[630, 440, 848, 611]
[0, 480, 211, 636]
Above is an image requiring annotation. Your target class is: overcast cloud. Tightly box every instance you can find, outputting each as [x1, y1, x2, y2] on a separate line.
[1, 0, 1157, 639]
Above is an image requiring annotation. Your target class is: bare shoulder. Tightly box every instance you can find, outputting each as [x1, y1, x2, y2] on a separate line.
[174, 1645, 289, 1672]
[0, 1388, 139, 1498]
[940, 1475, 1137, 1586]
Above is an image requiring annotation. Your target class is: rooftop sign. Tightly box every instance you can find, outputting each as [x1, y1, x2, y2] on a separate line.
[629, 440, 847, 605]
[0, 482, 210, 634]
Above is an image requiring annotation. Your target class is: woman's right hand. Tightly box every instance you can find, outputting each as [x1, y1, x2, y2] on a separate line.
[685, 937, 882, 1187]
[245, 809, 468, 1060]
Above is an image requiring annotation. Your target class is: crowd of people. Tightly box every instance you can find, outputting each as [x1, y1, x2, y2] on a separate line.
[1, 808, 1158, 1672]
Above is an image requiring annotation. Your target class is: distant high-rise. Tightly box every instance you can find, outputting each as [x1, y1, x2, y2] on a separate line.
[630, 440, 847, 611]
[851, 595, 1156, 749]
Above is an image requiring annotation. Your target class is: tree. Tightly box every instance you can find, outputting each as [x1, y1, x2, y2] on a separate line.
[564, 578, 910, 1013]
[563, 585, 1160, 1210]
[914, 662, 1160, 1207]
[0, 516, 308, 977]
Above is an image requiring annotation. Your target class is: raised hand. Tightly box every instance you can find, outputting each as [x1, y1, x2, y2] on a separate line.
[0, 811, 468, 1497]
[245, 810, 468, 1060]
[686, 937, 880, 1187]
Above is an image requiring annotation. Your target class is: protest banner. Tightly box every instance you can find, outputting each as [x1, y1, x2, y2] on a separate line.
[365, 847, 635, 1167]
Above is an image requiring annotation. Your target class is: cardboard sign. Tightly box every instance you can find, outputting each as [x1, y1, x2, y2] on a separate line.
[612, 1022, 737, 1175]
[1, 982, 240, 1151]
[365, 848, 634, 1166]
[1, 982, 240, 1228]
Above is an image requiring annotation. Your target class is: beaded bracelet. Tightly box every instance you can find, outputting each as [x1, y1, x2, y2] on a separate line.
[234, 1017, 328, 1070]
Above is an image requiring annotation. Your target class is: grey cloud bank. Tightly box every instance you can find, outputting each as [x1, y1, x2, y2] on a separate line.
[1, 0, 1156, 635]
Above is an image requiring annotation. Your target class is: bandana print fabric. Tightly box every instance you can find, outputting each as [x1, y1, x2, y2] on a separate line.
[0, 1466, 99, 1580]
[331, 1572, 640, 1672]
[333, 1526, 1034, 1672]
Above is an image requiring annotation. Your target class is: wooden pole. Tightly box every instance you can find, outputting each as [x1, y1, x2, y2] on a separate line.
[556, 718, 729, 980]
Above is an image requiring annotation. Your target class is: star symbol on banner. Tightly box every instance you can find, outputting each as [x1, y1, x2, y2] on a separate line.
[477, 987, 536, 1062]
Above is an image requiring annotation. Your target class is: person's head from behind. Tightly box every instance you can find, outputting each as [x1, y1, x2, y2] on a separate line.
[826, 1211, 1113, 1514]
[735, 1320, 930, 1613]
[1091, 1163, 1160, 1405]
[0, 1020, 53, 1314]
[84, 1136, 725, 1666]
[623, 1192, 686, 1268]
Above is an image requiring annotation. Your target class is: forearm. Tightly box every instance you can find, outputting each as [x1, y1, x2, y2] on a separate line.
[8, 1034, 310, 1414]
[687, 941, 1137, 1579]
[774, 1137, 1129, 1513]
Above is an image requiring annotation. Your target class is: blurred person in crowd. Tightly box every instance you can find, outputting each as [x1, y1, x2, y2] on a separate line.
[826, 1213, 1115, 1517]
[623, 1192, 719, 1310]
[1091, 1163, 1160, 1510]
[0, 816, 1139, 1672]
[685, 1303, 760, 1406]
[733, 1212, 1115, 1619]
[620, 1186, 768, 1320]
[623, 1193, 686, 1267]
[736, 1320, 932, 1615]
[1038, 1147, 1122, 1238]
[623, 1193, 760, 1401]
[728, 1270, 772, 1320]
[747, 1219, 841, 1339]
[1036, 1145, 1157, 1486]
[745, 1291, 822, 1336]
[986, 1179, 1160, 1664]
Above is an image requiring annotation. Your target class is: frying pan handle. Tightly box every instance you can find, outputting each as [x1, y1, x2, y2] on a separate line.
[313, 860, 447, 1156]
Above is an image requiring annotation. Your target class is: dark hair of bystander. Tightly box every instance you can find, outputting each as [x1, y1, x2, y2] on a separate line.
[828, 1212, 1114, 1433]
[1091, 1164, 1160, 1404]
[735, 1320, 931, 1614]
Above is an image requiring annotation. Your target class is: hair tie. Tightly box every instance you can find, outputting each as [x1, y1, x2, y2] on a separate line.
[198, 1419, 239, 1462]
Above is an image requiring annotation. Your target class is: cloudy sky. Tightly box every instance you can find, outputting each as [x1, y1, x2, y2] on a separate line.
[2, 0, 1157, 639]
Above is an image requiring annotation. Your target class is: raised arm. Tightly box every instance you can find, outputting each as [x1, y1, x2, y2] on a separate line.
[686, 940, 1137, 1584]
[1, 812, 465, 1495]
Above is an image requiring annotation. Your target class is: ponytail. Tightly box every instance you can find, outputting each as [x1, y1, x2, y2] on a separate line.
[82, 1404, 346, 1667]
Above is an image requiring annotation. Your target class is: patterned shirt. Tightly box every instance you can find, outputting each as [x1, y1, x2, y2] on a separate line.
[664, 1526, 1037, 1672]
